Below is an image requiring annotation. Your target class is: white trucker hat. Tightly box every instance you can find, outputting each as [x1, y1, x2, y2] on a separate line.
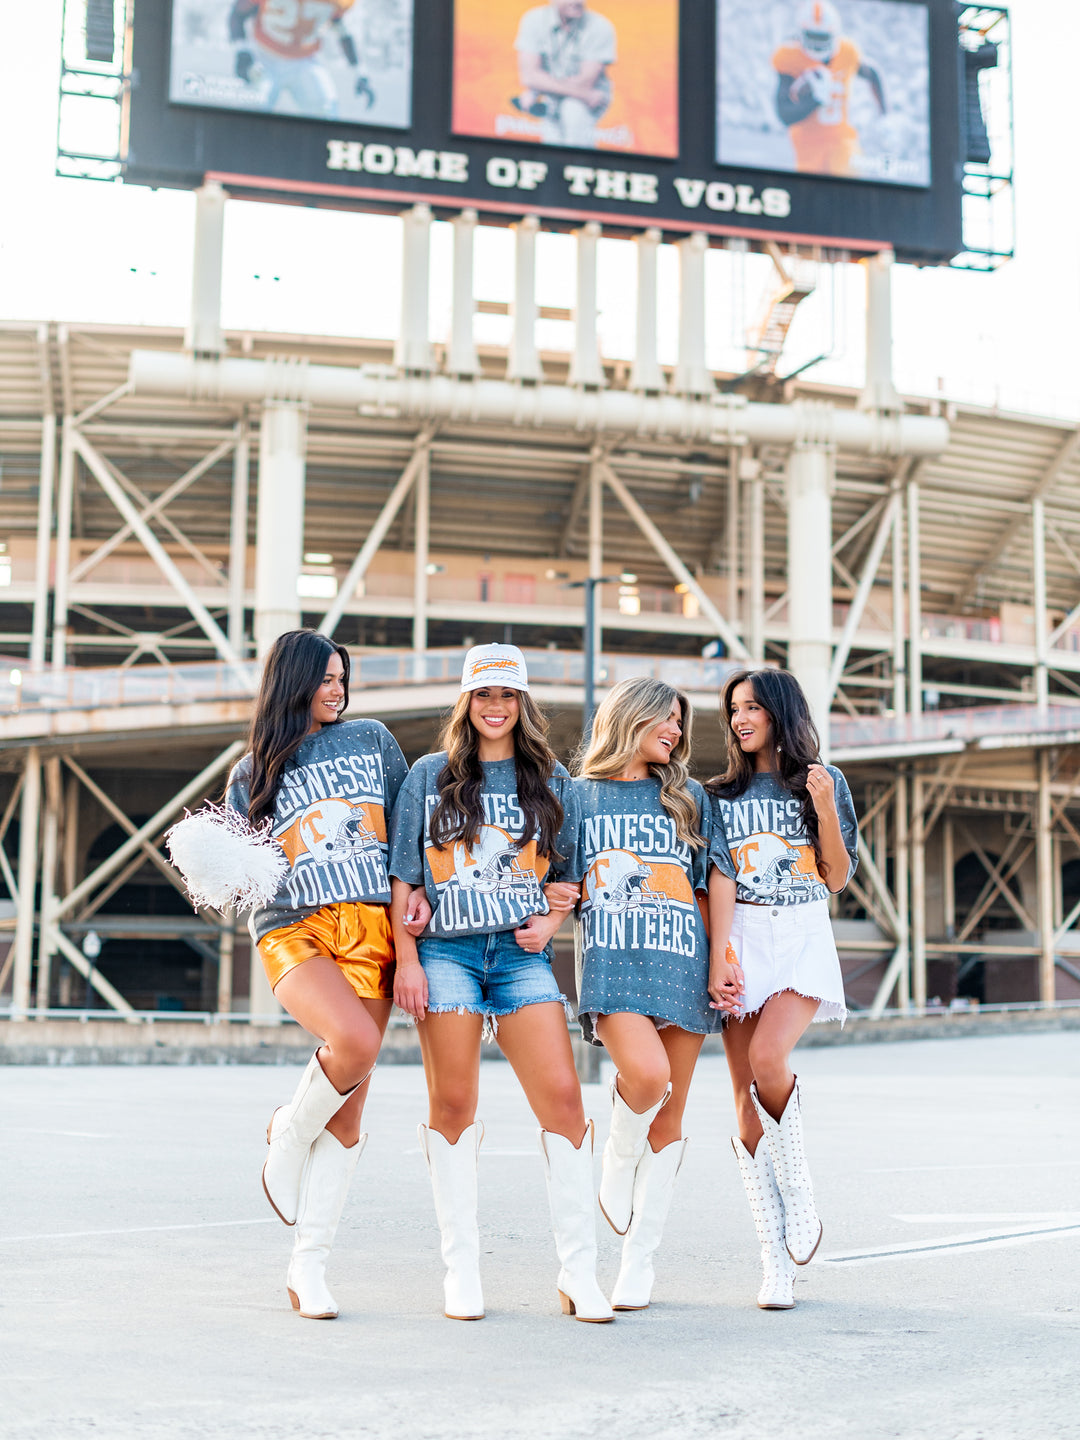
[460, 643, 530, 692]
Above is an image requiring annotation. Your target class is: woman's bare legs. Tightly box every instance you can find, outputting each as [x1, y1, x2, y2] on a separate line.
[495, 1002, 587, 1139]
[415, 1011, 486, 1142]
[721, 990, 820, 1152]
[272, 958, 392, 1145]
[595, 1013, 704, 1150]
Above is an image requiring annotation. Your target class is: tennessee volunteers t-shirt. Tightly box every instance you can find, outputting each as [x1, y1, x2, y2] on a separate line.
[574, 776, 719, 1044]
[225, 718, 408, 943]
[387, 753, 582, 939]
[708, 768, 858, 906]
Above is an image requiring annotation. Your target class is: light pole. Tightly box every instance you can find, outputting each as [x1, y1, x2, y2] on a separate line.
[564, 572, 637, 738]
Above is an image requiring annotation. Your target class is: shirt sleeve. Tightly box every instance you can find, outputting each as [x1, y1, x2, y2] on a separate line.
[514, 8, 544, 52]
[224, 759, 250, 821]
[550, 775, 584, 884]
[582, 13, 616, 64]
[689, 784, 710, 894]
[387, 762, 427, 886]
[705, 792, 737, 881]
[379, 725, 409, 814]
[828, 766, 859, 887]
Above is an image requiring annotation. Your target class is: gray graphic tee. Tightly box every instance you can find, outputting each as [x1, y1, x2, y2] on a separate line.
[387, 753, 582, 939]
[574, 776, 720, 1044]
[226, 719, 408, 943]
[708, 767, 858, 905]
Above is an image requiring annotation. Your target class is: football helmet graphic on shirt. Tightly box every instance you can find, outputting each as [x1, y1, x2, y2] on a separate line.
[586, 849, 668, 915]
[453, 824, 531, 894]
[294, 799, 378, 864]
[735, 833, 819, 902]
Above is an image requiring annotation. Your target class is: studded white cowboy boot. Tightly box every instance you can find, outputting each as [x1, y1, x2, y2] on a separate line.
[610, 1138, 687, 1311]
[263, 1052, 365, 1226]
[750, 1078, 822, 1264]
[539, 1121, 614, 1323]
[598, 1078, 672, 1235]
[286, 1129, 364, 1319]
[418, 1122, 485, 1320]
[732, 1136, 796, 1309]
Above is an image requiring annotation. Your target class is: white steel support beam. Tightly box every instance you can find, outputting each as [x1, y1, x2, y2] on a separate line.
[673, 232, 711, 397]
[828, 489, 899, 704]
[870, 771, 909, 1017]
[859, 248, 902, 414]
[600, 462, 751, 661]
[726, 449, 740, 624]
[34, 759, 62, 1014]
[10, 748, 41, 1018]
[255, 401, 306, 658]
[787, 444, 834, 743]
[186, 182, 226, 357]
[508, 215, 541, 383]
[589, 456, 603, 670]
[1033, 495, 1049, 715]
[1037, 749, 1056, 1003]
[570, 222, 603, 388]
[631, 228, 663, 393]
[50, 927, 136, 1018]
[217, 924, 235, 1016]
[448, 210, 479, 377]
[72, 431, 241, 664]
[910, 771, 925, 1010]
[943, 815, 955, 937]
[52, 423, 76, 670]
[396, 204, 433, 373]
[892, 487, 906, 716]
[907, 476, 922, 717]
[748, 465, 765, 665]
[322, 431, 432, 640]
[30, 415, 56, 668]
[228, 421, 250, 652]
[412, 441, 431, 664]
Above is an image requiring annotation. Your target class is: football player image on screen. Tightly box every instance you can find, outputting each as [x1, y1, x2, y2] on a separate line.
[773, 0, 886, 176]
[512, 1, 617, 149]
[228, 0, 375, 119]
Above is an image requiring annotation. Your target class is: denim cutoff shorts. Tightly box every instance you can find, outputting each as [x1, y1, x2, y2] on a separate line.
[417, 929, 566, 1022]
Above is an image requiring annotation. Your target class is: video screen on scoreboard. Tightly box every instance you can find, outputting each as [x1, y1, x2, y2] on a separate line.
[452, 0, 679, 159]
[168, 0, 414, 129]
[716, 0, 931, 187]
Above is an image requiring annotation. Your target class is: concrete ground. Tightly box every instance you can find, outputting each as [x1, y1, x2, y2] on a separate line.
[2, 1034, 1078, 1440]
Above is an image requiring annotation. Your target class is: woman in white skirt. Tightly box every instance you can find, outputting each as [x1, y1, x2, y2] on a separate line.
[706, 669, 858, 1310]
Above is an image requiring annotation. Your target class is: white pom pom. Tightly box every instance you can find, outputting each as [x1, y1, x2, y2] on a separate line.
[165, 803, 288, 914]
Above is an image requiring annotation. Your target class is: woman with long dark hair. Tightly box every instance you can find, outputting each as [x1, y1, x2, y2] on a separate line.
[388, 644, 612, 1324]
[706, 669, 858, 1310]
[573, 677, 731, 1311]
[225, 629, 422, 1320]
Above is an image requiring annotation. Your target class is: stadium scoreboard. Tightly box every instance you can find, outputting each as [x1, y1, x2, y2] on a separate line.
[123, 0, 972, 264]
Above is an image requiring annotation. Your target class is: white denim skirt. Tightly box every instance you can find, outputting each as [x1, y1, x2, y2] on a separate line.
[729, 898, 846, 1025]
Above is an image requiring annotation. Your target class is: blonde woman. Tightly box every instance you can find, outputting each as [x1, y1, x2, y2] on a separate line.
[574, 677, 737, 1310]
[388, 645, 612, 1324]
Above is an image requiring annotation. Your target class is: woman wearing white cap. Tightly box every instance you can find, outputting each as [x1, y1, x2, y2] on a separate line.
[388, 644, 612, 1324]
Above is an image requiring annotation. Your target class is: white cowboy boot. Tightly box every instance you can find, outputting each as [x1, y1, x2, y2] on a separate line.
[610, 1138, 687, 1311]
[750, 1079, 822, 1265]
[286, 1129, 364, 1319]
[418, 1122, 485, 1320]
[539, 1121, 614, 1323]
[262, 1051, 365, 1226]
[598, 1077, 671, 1235]
[732, 1136, 796, 1309]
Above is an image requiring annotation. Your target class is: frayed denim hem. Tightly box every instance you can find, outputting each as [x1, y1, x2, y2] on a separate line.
[426, 994, 570, 1043]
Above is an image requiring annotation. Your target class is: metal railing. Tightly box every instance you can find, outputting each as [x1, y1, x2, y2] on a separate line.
[831, 702, 1080, 750]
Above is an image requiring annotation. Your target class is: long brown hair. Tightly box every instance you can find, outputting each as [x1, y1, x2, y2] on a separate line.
[428, 689, 565, 858]
[705, 668, 828, 875]
[576, 677, 704, 848]
[246, 630, 350, 828]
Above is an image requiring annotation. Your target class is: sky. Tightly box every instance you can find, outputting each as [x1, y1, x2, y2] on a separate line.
[0, 0, 1076, 422]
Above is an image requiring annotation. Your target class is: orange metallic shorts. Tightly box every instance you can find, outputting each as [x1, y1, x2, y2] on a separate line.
[258, 901, 396, 1001]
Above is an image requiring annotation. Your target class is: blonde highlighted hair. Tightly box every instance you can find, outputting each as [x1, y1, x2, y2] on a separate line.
[576, 676, 704, 847]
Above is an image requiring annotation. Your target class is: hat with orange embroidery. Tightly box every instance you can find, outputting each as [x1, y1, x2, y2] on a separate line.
[460, 643, 530, 692]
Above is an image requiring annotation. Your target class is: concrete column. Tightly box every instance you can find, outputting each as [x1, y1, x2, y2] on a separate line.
[891, 490, 906, 716]
[11, 748, 41, 1018]
[52, 422, 76, 670]
[248, 945, 280, 1022]
[748, 470, 765, 665]
[395, 204, 433, 373]
[943, 815, 956, 939]
[1032, 496, 1049, 715]
[907, 476, 922, 718]
[589, 459, 603, 668]
[787, 443, 834, 747]
[228, 421, 249, 654]
[448, 210, 479, 377]
[412, 442, 431, 668]
[727, 450, 740, 626]
[30, 414, 56, 669]
[894, 770, 910, 1010]
[35, 758, 62, 1014]
[186, 182, 226, 357]
[217, 924, 234, 1016]
[910, 771, 925, 1011]
[631, 228, 663, 392]
[570, 222, 603, 387]
[673, 232, 711, 396]
[254, 401, 307, 658]
[859, 248, 902, 414]
[1036, 748, 1056, 1003]
[508, 215, 541, 383]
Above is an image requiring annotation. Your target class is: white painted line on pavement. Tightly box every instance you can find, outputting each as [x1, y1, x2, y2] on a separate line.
[865, 1161, 1080, 1173]
[894, 1212, 1080, 1224]
[0, 1218, 279, 1244]
[821, 1223, 1080, 1266]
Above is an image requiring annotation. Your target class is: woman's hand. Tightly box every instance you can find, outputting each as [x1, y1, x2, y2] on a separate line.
[514, 910, 562, 954]
[708, 944, 745, 1015]
[806, 763, 836, 815]
[403, 887, 431, 937]
[393, 959, 428, 1020]
[543, 880, 580, 914]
